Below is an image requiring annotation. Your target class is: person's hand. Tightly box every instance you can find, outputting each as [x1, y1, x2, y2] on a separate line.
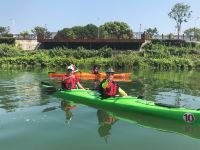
[69, 75, 75, 78]
[124, 93, 128, 97]
[106, 79, 110, 82]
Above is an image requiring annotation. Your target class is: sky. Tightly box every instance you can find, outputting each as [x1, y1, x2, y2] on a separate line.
[0, 0, 200, 34]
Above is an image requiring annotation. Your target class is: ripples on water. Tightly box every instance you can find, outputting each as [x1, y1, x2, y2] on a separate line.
[0, 71, 49, 112]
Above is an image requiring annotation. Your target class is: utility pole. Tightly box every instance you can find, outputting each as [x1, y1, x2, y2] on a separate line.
[9, 18, 15, 35]
[139, 24, 142, 33]
[44, 24, 47, 39]
[194, 17, 200, 41]
[97, 18, 100, 39]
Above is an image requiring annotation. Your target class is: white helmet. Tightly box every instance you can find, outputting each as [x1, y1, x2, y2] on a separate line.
[67, 65, 75, 71]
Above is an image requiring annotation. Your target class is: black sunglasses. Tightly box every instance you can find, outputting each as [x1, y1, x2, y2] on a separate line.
[106, 72, 114, 75]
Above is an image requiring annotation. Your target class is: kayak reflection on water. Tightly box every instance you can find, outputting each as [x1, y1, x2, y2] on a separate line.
[101, 109, 200, 140]
[59, 98, 200, 140]
[61, 100, 76, 123]
[97, 109, 118, 142]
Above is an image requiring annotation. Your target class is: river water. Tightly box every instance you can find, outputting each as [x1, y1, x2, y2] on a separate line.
[1, 68, 200, 150]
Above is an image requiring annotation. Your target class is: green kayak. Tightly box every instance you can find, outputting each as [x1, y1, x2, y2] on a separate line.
[54, 89, 200, 124]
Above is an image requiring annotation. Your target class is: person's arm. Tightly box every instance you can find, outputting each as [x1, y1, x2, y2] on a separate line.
[75, 76, 85, 89]
[77, 82, 85, 89]
[102, 79, 109, 89]
[118, 87, 128, 97]
[62, 74, 74, 81]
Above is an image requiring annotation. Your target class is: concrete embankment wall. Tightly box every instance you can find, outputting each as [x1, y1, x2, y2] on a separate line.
[15, 40, 39, 50]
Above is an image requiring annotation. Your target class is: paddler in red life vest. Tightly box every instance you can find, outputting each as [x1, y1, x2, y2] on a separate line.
[92, 65, 100, 74]
[61, 65, 85, 90]
[99, 68, 127, 99]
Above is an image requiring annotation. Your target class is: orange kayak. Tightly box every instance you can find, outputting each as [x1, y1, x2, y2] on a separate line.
[49, 72, 132, 81]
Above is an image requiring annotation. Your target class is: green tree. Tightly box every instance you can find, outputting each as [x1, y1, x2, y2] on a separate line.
[84, 24, 98, 39]
[31, 26, 46, 35]
[0, 26, 10, 36]
[184, 27, 200, 41]
[71, 26, 86, 39]
[168, 3, 192, 38]
[20, 31, 29, 39]
[31, 26, 52, 39]
[101, 21, 133, 39]
[145, 27, 158, 37]
[56, 24, 98, 39]
[56, 28, 75, 39]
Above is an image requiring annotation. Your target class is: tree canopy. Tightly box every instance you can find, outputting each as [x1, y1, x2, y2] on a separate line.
[20, 31, 29, 39]
[145, 27, 158, 37]
[31, 26, 52, 38]
[100, 21, 133, 39]
[168, 3, 192, 37]
[56, 21, 134, 40]
[184, 27, 200, 41]
[56, 28, 75, 39]
[0, 26, 11, 37]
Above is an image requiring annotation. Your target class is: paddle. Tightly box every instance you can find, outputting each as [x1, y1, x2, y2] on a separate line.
[41, 81, 90, 93]
[40, 81, 58, 93]
[48, 69, 80, 74]
[48, 71, 56, 74]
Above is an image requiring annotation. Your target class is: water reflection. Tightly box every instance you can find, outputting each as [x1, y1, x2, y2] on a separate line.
[59, 99, 200, 140]
[97, 109, 118, 142]
[42, 106, 57, 112]
[61, 100, 76, 123]
[107, 109, 200, 140]
[0, 71, 49, 112]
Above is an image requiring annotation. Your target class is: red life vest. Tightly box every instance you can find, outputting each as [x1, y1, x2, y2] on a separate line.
[62, 75, 77, 90]
[92, 66, 99, 74]
[99, 79, 118, 98]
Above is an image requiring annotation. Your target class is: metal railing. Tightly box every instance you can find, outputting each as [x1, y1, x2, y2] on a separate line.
[0, 34, 37, 40]
[13, 34, 37, 40]
[152, 34, 199, 42]
[2, 32, 198, 42]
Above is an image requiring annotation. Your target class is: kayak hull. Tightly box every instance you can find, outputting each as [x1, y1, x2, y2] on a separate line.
[55, 89, 200, 124]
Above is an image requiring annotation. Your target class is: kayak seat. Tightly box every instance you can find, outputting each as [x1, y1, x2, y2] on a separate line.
[155, 102, 180, 108]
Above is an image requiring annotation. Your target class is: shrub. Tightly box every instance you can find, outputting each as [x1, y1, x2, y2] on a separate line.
[0, 37, 15, 45]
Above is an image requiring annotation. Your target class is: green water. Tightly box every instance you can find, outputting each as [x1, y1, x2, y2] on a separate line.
[1, 69, 200, 150]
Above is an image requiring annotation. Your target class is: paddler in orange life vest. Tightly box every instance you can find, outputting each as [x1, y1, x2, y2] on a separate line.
[99, 68, 127, 99]
[61, 65, 85, 90]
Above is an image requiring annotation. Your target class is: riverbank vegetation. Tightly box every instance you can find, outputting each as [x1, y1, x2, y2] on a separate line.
[0, 40, 200, 70]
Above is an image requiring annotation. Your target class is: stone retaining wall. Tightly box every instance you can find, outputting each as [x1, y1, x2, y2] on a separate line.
[15, 40, 39, 50]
